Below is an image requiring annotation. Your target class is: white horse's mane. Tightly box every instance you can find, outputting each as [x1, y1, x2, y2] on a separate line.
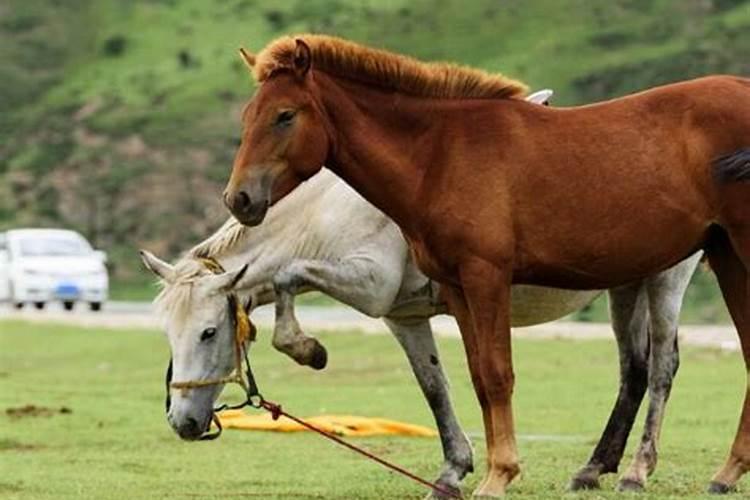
[153, 259, 206, 328]
[153, 220, 253, 328]
[189, 217, 248, 260]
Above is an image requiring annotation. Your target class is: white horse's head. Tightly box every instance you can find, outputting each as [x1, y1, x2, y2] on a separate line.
[140, 250, 251, 440]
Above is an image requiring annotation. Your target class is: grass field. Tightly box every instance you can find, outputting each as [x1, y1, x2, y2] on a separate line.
[0, 319, 746, 499]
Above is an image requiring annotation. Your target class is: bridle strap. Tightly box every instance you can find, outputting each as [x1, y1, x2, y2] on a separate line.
[165, 359, 173, 412]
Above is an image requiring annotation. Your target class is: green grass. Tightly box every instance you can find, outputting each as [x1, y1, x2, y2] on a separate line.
[0, 319, 746, 499]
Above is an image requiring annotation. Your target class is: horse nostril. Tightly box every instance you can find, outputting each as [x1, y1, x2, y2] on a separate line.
[236, 191, 251, 212]
[186, 417, 200, 430]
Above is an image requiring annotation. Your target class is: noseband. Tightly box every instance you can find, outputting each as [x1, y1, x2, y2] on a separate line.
[164, 257, 260, 440]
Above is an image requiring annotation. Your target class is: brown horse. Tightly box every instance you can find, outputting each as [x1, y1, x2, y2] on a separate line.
[224, 34, 750, 497]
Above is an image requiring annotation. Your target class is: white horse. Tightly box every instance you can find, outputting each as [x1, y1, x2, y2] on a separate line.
[142, 91, 701, 495]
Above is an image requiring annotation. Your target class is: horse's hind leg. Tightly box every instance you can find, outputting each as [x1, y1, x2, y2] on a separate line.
[569, 282, 650, 490]
[383, 317, 473, 499]
[708, 229, 750, 493]
[618, 253, 700, 491]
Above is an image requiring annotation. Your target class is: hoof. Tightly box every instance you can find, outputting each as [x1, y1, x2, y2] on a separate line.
[426, 483, 462, 500]
[708, 481, 735, 494]
[471, 483, 506, 499]
[309, 341, 328, 370]
[569, 475, 601, 491]
[471, 493, 504, 499]
[617, 478, 645, 492]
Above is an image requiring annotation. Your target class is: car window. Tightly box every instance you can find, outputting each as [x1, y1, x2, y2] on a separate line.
[18, 236, 92, 257]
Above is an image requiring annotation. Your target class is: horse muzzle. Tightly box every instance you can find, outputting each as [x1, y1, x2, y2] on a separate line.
[169, 411, 213, 441]
[223, 188, 269, 226]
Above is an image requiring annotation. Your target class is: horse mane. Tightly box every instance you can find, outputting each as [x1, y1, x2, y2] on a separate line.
[189, 217, 248, 259]
[253, 34, 528, 100]
[150, 221, 240, 328]
[152, 259, 205, 329]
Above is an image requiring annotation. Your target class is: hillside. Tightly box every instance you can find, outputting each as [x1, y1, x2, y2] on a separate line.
[1, 0, 748, 319]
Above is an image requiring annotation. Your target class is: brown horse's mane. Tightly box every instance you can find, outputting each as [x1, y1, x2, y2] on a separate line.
[253, 34, 528, 100]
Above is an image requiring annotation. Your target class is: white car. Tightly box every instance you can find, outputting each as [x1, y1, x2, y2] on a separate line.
[0, 228, 109, 311]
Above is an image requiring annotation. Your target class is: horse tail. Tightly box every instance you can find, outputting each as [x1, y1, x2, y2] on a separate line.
[713, 148, 750, 183]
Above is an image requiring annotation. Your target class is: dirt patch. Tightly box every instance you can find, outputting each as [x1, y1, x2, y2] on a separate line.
[0, 438, 41, 451]
[0, 482, 23, 494]
[5, 404, 72, 419]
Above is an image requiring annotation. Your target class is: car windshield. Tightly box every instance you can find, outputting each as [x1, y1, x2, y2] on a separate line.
[18, 236, 91, 257]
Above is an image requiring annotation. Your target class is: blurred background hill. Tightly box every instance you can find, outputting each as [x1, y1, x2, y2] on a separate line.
[1, 0, 748, 320]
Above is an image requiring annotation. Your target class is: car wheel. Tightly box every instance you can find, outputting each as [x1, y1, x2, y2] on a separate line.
[63, 301, 75, 311]
[9, 282, 22, 309]
[89, 302, 102, 312]
[34, 301, 45, 310]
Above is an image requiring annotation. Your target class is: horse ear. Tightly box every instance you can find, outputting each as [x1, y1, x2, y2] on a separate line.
[238, 47, 256, 70]
[140, 250, 176, 283]
[293, 39, 311, 78]
[210, 263, 249, 292]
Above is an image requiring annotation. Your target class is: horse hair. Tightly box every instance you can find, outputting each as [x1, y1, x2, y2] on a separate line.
[714, 148, 750, 183]
[253, 34, 528, 100]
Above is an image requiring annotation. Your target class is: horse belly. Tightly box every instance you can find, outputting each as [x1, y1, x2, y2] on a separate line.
[515, 215, 707, 290]
[509, 286, 602, 327]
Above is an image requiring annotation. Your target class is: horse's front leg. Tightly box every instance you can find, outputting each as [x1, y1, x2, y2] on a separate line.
[451, 258, 518, 498]
[383, 317, 473, 499]
[272, 257, 401, 369]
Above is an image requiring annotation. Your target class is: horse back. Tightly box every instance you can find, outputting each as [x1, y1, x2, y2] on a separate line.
[457, 76, 750, 288]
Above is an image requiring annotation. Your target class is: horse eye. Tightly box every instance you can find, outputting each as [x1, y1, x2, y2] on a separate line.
[275, 110, 296, 127]
[200, 328, 217, 341]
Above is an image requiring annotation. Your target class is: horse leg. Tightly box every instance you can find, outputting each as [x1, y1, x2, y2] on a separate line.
[569, 281, 650, 490]
[455, 258, 518, 498]
[272, 257, 401, 368]
[618, 254, 699, 491]
[383, 317, 473, 499]
[707, 230, 750, 493]
[441, 284, 493, 496]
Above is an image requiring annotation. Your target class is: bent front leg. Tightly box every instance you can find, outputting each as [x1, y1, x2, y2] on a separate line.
[384, 317, 473, 498]
[272, 257, 402, 369]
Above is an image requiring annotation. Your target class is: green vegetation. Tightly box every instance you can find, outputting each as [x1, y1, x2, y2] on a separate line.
[2, 0, 748, 318]
[0, 319, 747, 498]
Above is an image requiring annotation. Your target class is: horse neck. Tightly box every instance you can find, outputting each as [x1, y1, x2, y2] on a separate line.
[197, 173, 338, 290]
[316, 74, 434, 235]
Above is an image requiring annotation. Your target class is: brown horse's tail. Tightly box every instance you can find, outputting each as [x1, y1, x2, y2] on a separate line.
[713, 148, 750, 183]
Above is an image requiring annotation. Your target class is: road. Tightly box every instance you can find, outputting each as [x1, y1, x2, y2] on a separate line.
[0, 300, 738, 351]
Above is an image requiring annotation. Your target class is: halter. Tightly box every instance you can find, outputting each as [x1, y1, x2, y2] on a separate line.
[164, 256, 261, 440]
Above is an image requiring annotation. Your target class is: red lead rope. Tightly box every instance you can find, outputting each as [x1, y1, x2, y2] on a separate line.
[257, 398, 463, 499]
